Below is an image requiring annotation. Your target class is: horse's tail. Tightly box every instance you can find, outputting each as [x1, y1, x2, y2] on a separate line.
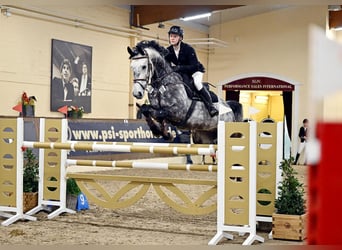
[226, 100, 243, 122]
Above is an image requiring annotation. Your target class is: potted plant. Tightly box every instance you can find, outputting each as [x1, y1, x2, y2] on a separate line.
[67, 105, 84, 119]
[272, 157, 307, 241]
[66, 178, 81, 210]
[22, 148, 39, 212]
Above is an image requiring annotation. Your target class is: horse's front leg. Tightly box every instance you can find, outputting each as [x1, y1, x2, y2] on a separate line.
[146, 117, 173, 141]
[145, 116, 165, 137]
[138, 104, 173, 141]
[160, 119, 175, 141]
[143, 107, 172, 140]
[138, 104, 164, 137]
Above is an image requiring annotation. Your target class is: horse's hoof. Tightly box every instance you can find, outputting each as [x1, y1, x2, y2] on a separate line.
[162, 133, 175, 142]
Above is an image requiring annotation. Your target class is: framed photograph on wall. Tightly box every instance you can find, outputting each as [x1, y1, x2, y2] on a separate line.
[50, 39, 92, 112]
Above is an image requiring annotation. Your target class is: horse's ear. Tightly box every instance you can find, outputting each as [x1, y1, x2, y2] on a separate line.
[127, 46, 135, 58]
[136, 45, 145, 56]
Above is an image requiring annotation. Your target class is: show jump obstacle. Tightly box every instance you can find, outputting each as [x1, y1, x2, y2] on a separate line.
[0, 117, 282, 245]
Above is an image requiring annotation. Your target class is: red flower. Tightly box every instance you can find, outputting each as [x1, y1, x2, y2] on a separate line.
[20, 92, 37, 106]
[21, 92, 29, 105]
[21, 146, 27, 152]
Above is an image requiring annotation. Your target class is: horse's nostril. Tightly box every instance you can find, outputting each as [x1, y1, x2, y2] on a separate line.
[136, 92, 142, 99]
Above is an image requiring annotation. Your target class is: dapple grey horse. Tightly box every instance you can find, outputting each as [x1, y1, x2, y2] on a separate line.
[127, 40, 243, 145]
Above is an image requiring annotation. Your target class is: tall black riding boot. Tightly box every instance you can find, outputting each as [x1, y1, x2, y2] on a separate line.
[199, 88, 218, 117]
[294, 153, 300, 165]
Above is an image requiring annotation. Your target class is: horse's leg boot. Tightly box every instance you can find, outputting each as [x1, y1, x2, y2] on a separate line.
[199, 88, 218, 117]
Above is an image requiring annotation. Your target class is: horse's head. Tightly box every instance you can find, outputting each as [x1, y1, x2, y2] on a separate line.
[128, 40, 170, 99]
[127, 45, 152, 99]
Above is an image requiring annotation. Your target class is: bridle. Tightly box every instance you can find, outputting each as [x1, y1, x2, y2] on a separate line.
[130, 52, 153, 90]
[130, 46, 174, 96]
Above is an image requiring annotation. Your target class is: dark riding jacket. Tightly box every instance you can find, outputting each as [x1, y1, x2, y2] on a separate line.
[298, 126, 307, 143]
[165, 42, 204, 83]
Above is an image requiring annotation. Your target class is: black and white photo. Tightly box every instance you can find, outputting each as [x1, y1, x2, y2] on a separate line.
[50, 39, 92, 112]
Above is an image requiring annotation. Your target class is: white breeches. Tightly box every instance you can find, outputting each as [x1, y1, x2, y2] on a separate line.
[297, 142, 306, 154]
[192, 71, 204, 91]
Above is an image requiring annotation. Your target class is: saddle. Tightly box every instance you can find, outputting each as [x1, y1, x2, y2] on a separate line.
[182, 80, 218, 103]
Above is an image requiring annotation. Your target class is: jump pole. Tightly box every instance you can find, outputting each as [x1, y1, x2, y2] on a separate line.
[66, 159, 217, 172]
[22, 141, 216, 156]
[72, 141, 217, 150]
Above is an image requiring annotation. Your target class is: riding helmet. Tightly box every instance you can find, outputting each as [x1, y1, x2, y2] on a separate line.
[168, 26, 184, 38]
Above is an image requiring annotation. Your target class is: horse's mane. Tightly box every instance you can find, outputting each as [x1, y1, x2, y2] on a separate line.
[133, 40, 174, 76]
[135, 40, 169, 57]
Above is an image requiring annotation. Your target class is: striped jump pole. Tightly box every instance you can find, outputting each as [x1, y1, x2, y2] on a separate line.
[71, 141, 217, 150]
[22, 141, 216, 156]
[66, 159, 217, 172]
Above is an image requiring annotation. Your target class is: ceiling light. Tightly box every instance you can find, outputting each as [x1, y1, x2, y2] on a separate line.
[180, 12, 211, 21]
[328, 5, 342, 11]
[332, 26, 342, 31]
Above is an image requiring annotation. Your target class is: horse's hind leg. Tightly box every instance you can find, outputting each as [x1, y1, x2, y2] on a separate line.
[200, 155, 215, 165]
[201, 155, 205, 165]
[211, 155, 216, 164]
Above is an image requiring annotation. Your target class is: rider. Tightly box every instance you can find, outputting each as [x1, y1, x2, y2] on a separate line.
[165, 25, 219, 117]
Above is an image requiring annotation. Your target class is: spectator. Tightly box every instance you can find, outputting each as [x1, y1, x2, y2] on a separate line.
[294, 118, 309, 165]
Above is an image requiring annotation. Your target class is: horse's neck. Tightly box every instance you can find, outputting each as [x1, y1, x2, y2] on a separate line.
[150, 65, 173, 92]
[148, 51, 192, 112]
[149, 74, 191, 115]
[151, 59, 172, 81]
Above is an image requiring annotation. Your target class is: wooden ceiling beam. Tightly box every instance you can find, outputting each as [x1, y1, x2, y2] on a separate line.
[130, 5, 241, 27]
[329, 9, 342, 29]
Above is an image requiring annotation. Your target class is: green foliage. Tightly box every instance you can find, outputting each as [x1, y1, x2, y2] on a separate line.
[23, 148, 39, 192]
[258, 188, 272, 206]
[66, 178, 81, 195]
[275, 157, 305, 215]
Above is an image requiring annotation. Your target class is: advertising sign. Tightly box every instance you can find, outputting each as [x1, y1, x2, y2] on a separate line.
[67, 119, 178, 156]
